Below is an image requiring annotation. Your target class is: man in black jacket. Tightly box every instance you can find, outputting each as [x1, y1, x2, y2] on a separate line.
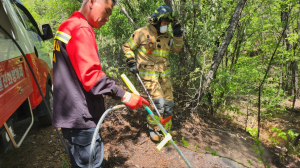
[52, 0, 149, 167]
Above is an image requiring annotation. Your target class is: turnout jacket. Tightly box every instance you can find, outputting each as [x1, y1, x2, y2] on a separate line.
[123, 24, 183, 78]
[52, 11, 125, 128]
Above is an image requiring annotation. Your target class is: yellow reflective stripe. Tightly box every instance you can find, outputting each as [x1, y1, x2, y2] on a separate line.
[138, 48, 170, 57]
[161, 69, 171, 78]
[138, 48, 147, 53]
[54, 31, 71, 44]
[147, 115, 158, 125]
[140, 69, 171, 78]
[125, 51, 135, 58]
[127, 37, 137, 50]
[173, 40, 183, 47]
[139, 70, 160, 78]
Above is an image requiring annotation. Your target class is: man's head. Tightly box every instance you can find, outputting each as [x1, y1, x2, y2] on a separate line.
[161, 21, 170, 27]
[147, 5, 174, 34]
[80, 0, 116, 29]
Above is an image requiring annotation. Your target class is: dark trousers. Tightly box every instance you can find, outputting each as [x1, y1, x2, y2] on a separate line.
[61, 128, 104, 168]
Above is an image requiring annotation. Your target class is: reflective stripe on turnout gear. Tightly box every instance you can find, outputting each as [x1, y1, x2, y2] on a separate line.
[125, 51, 135, 58]
[160, 69, 171, 78]
[54, 31, 71, 44]
[127, 37, 137, 50]
[139, 69, 171, 78]
[138, 48, 170, 57]
[173, 40, 183, 47]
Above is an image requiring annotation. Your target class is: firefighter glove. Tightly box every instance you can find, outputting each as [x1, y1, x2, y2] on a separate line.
[172, 21, 183, 37]
[126, 57, 139, 75]
[122, 92, 150, 110]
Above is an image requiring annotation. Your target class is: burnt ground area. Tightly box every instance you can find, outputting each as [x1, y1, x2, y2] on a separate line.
[0, 91, 299, 167]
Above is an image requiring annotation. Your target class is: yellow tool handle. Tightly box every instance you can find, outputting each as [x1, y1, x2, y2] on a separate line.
[121, 74, 173, 152]
[121, 74, 140, 95]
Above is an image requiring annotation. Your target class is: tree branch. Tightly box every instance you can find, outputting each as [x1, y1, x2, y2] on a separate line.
[116, 0, 139, 29]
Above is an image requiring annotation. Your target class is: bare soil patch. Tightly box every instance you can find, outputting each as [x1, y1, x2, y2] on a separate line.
[0, 86, 299, 167]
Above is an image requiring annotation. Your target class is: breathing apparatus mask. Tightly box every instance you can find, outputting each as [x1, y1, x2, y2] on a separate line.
[160, 25, 168, 33]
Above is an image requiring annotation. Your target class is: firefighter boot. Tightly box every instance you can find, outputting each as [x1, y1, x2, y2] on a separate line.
[147, 98, 165, 142]
[147, 123, 162, 142]
[164, 100, 178, 136]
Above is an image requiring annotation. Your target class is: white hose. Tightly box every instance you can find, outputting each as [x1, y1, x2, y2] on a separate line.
[88, 105, 126, 168]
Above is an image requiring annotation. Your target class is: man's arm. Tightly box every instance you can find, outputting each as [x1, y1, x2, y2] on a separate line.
[170, 22, 184, 53]
[170, 36, 184, 53]
[66, 27, 125, 99]
[123, 30, 141, 74]
[123, 31, 140, 59]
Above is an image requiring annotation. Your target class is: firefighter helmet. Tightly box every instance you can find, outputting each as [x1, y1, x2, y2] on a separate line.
[148, 5, 174, 24]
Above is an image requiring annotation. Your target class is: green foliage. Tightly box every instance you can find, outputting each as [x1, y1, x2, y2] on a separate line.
[227, 105, 244, 115]
[181, 136, 189, 146]
[247, 160, 253, 166]
[23, 0, 300, 117]
[59, 155, 69, 168]
[226, 113, 232, 120]
[270, 128, 300, 157]
[23, 0, 300, 163]
[205, 147, 218, 156]
[271, 127, 287, 141]
[269, 137, 279, 146]
[246, 127, 258, 138]
[247, 127, 270, 168]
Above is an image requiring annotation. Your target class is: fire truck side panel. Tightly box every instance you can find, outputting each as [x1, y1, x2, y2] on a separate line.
[0, 56, 33, 127]
[26, 53, 49, 109]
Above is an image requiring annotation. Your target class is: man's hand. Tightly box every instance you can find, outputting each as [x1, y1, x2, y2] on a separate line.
[172, 21, 183, 37]
[122, 92, 149, 110]
[126, 57, 139, 75]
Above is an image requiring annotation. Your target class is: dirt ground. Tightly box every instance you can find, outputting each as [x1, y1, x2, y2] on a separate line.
[0, 91, 300, 167]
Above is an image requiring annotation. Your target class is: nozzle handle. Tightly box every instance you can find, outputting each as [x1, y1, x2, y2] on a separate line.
[157, 133, 172, 151]
[121, 74, 140, 95]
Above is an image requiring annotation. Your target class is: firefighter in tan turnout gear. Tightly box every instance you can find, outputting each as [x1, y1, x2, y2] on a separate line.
[122, 5, 183, 142]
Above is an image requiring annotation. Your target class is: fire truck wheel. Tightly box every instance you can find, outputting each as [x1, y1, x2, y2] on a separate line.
[38, 83, 53, 126]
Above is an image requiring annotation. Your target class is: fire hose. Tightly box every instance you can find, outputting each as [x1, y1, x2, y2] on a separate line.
[121, 74, 193, 168]
[88, 105, 125, 168]
[88, 74, 193, 168]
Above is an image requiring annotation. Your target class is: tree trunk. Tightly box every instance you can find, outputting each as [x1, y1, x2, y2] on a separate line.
[285, 64, 290, 93]
[292, 61, 298, 109]
[164, 0, 175, 10]
[208, 92, 214, 116]
[198, 0, 247, 99]
[257, 5, 291, 138]
[179, 0, 188, 74]
[277, 55, 284, 96]
[294, 134, 300, 147]
[297, 7, 300, 98]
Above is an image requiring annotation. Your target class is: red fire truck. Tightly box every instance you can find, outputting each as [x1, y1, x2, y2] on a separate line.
[0, 0, 53, 150]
